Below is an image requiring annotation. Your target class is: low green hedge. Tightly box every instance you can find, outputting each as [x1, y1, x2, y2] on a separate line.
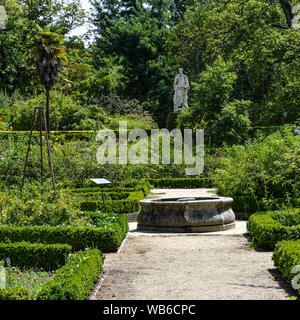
[272, 240, 300, 295]
[36, 249, 103, 300]
[147, 178, 213, 189]
[136, 181, 151, 196]
[76, 191, 130, 201]
[70, 187, 135, 194]
[0, 287, 31, 300]
[80, 199, 140, 213]
[232, 196, 300, 213]
[126, 190, 145, 202]
[247, 209, 300, 249]
[0, 215, 128, 252]
[0, 130, 95, 142]
[0, 242, 71, 270]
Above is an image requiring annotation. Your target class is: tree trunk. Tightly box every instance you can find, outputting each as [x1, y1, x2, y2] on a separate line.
[45, 87, 50, 135]
[279, 0, 293, 28]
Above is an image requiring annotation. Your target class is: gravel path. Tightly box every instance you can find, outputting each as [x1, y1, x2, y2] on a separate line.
[93, 236, 295, 300]
[90, 189, 296, 300]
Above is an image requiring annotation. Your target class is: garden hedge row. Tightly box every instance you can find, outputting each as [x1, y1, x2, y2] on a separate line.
[147, 178, 213, 188]
[247, 209, 300, 249]
[70, 187, 135, 193]
[80, 199, 140, 213]
[76, 191, 130, 201]
[272, 240, 300, 297]
[0, 242, 71, 270]
[0, 215, 128, 252]
[232, 196, 300, 213]
[36, 249, 103, 300]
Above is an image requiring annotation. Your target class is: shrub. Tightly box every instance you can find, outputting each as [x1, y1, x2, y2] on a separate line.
[83, 212, 129, 233]
[0, 242, 71, 270]
[146, 178, 212, 189]
[0, 287, 31, 300]
[7, 91, 109, 131]
[79, 199, 140, 213]
[126, 191, 145, 202]
[211, 128, 299, 206]
[0, 184, 86, 227]
[272, 240, 300, 296]
[232, 196, 300, 214]
[70, 187, 135, 193]
[0, 215, 128, 252]
[247, 209, 300, 249]
[36, 249, 103, 300]
[75, 191, 130, 201]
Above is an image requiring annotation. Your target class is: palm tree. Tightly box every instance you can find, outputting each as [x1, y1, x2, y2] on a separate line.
[30, 30, 67, 133]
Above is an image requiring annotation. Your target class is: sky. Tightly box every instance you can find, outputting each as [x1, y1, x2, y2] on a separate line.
[69, 0, 93, 38]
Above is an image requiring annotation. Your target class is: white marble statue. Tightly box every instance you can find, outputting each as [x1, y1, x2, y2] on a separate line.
[173, 68, 189, 113]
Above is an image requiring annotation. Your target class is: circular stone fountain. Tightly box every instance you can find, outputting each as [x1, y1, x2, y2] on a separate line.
[137, 196, 235, 232]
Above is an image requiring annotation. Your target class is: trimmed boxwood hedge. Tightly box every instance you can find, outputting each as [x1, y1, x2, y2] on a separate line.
[80, 199, 140, 213]
[232, 196, 300, 213]
[36, 249, 103, 300]
[76, 191, 130, 201]
[147, 178, 213, 189]
[272, 240, 300, 296]
[0, 215, 128, 253]
[70, 187, 135, 194]
[0, 242, 71, 270]
[247, 209, 300, 249]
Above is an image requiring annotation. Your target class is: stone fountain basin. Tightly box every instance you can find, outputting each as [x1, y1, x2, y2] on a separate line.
[137, 196, 235, 232]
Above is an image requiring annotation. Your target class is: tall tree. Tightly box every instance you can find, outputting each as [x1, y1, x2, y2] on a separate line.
[0, 0, 84, 93]
[90, 0, 175, 126]
[29, 30, 67, 132]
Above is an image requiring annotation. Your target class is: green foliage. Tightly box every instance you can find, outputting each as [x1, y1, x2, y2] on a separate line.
[0, 0, 85, 94]
[0, 215, 129, 252]
[83, 212, 129, 231]
[0, 242, 71, 270]
[247, 209, 300, 249]
[0, 184, 87, 227]
[211, 129, 300, 203]
[36, 249, 103, 300]
[79, 199, 140, 213]
[273, 240, 300, 295]
[177, 58, 251, 146]
[70, 187, 135, 194]
[91, 0, 174, 126]
[7, 91, 109, 131]
[0, 287, 31, 300]
[232, 196, 300, 214]
[76, 191, 130, 201]
[169, 0, 300, 126]
[205, 101, 251, 146]
[147, 177, 212, 188]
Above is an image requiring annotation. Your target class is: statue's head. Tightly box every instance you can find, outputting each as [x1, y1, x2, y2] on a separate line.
[178, 68, 183, 74]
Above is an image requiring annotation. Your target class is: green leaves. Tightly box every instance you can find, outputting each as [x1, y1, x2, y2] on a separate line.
[36, 249, 103, 300]
[0, 242, 71, 270]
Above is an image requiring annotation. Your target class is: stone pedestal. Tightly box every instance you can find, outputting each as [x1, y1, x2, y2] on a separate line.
[166, 112, 178, 131]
